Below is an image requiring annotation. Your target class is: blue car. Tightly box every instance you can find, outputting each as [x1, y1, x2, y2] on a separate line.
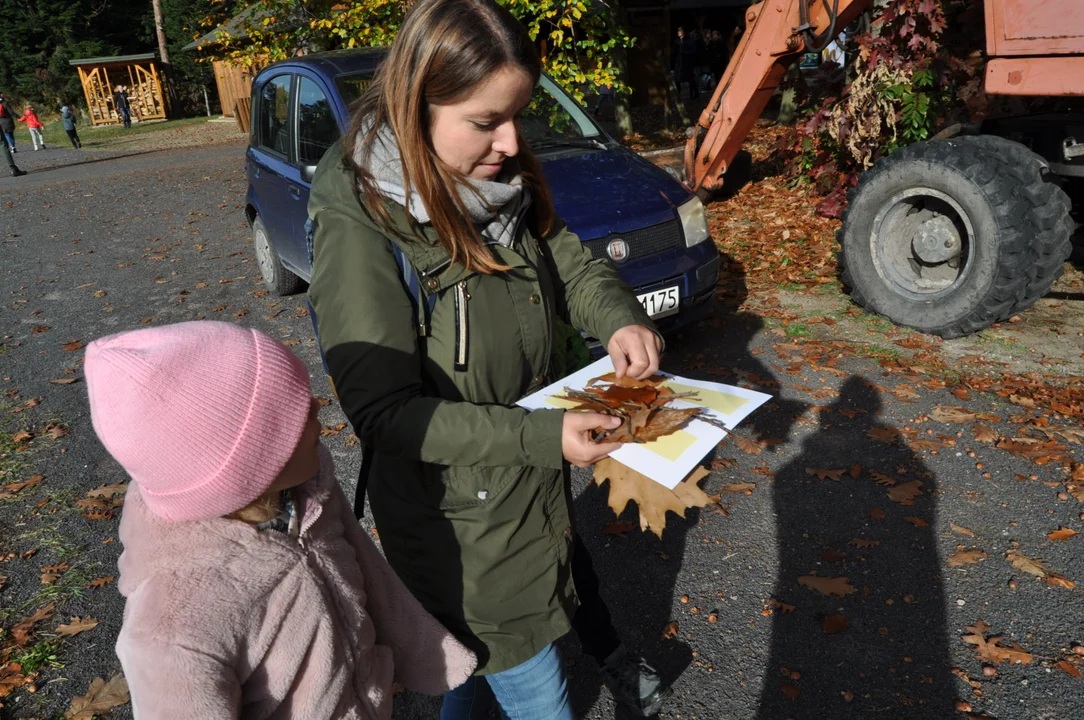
[245, 49, 719, 338]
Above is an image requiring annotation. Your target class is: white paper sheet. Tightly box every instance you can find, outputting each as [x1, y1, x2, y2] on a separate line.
[518, 357, 772, 489]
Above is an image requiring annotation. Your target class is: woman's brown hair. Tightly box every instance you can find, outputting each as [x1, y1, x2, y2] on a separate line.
[344, 0, 556, 274]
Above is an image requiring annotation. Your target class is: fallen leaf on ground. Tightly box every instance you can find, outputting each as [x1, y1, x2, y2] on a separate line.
[43, 424, 68, 440]
[961, 620, 1033, 665]
[888, 480, 923, 506]
[602, 520, 636, 537]
[87, 576, 115, 589]
[11, 603, 56, 645]
[61, 340, 84, 352]
[1056, 660, 1082, 678]
[951, 523, 976, 537]
[5, 476, 44, 494]
[821, 550, 847, 562]
[56, 616, 100, 637]
[870, 471, 898, 486]
[11, 430, 33, 444]
[780, 683, 800, 698]
[798, 576, 856, 597]
[870, 507, 886, 520]
[65, 674, 129, 719]
[86, 483, 128, 500]
[593, 459, 715, 539]
[849, 538, 880, 548]
[768, 599, 796, 613]
[806, 468, 845, 481]
[733, 435, 763, 455]
[972, 423, 998, 443]
[1047, 527, 1077, 542]
[930, 406, 976, 423]
[905, 516, 929, 527]
[0, 662, 32, 699]
[868, 427, 900, 444]
[822, 614, 848, 634]
[946, 547, 988, 567]
[1005, 549, 1076, 588]
[48, 377, 80, 385]
[718, 482, 756, 494]
[660, 621, 679, 640]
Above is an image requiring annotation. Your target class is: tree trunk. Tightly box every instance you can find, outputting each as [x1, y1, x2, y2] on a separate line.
[607, 0, 635, 138]
[152, 0, 181, 117]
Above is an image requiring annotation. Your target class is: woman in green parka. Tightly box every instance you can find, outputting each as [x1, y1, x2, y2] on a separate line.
[308, 0, 667, 716]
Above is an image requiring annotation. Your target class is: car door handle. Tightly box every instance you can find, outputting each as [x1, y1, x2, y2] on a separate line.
[288, 184, 301, 198]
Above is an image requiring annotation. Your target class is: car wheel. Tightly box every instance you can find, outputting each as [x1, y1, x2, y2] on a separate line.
[838, 136, 1073, 338]
[252, 215, 304, 296]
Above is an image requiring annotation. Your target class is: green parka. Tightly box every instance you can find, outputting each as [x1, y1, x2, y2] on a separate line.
[307, 140, 655, 674]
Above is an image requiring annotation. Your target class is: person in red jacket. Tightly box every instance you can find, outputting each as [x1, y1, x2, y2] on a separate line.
[18, 105, 46, 150]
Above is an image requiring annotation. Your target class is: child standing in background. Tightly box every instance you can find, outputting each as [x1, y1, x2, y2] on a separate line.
[85, 320, 476, 719]
[18, 105, 45, 150]
[61, 106, 81, 148]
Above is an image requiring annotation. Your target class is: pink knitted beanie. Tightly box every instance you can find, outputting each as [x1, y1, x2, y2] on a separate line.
[85, 321, 313, 522]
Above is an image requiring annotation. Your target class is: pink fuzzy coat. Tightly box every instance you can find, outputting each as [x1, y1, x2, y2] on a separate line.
[115, 444, 476, 719]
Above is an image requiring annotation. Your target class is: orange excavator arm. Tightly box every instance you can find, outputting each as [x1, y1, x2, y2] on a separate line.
[684, 0, 872, 192]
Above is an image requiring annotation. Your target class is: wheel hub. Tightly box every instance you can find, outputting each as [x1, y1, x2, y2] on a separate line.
[911, 216, 961, 264]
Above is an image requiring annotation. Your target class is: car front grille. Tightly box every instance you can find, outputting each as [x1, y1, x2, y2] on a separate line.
[582, 219, 684, 262]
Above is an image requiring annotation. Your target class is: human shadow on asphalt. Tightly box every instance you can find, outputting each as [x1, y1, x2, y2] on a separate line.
[566, 252, 808, 719]
[755, 377, 956, 719]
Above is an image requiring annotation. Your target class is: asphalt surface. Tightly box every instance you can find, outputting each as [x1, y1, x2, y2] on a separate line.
[1, 143, 1083, 719]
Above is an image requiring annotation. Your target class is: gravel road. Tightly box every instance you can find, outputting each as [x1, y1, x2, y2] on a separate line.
[1, 143, 1082, 720]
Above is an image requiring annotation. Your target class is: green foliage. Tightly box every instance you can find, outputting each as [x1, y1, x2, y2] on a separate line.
[196, 0, 635, 104]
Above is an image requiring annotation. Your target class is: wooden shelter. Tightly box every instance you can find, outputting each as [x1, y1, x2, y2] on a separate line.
[70, 53, 168, 126]
[211, 60, 257, 120]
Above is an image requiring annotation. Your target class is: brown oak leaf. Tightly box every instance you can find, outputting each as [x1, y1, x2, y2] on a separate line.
[798, 576, 856, 597]
[961, 620, 1033, 665]
[65, 674, 129, 719]
[946, 547, 988, 567]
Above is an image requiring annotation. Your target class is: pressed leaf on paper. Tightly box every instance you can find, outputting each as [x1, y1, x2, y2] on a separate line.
[798, 576, 856, 597]
[65, 674, 130, 719]
[961, 621, 1033, 665]
[593, 459, 715, 539]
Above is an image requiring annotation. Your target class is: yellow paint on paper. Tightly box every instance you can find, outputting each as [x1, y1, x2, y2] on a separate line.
[664, 381, 750, 416]
[642, 429, 697, 461]
[545, 396, 580, 410]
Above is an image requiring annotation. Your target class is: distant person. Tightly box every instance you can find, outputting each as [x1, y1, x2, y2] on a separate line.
[18, 105, 46, 150]
[0, 94, 20, 152]
[673, 26, 699, 100]
[85, 321, 477, 718]
[707, 29, 729, 88]
[2, 139, 25, 177]
[61, 106, 81, 148]
[113, 85, 131, 129]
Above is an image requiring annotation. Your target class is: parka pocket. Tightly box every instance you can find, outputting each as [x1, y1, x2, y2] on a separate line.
[433, 464, 519, 511]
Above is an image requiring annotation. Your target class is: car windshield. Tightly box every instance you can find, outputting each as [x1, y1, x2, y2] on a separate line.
[335, 71, 604, 149]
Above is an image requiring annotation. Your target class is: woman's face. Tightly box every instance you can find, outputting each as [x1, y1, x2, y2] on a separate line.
[428, 65, 534, 181]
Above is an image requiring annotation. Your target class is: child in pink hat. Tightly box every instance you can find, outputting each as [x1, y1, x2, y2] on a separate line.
[85, 320, 475, 719]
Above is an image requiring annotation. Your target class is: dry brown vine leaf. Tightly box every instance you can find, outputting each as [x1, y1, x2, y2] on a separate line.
[946, 547, 988, 567]
[972, 423, 998, 443]
[1047, 527, 1077, 542]
[888, 480, 923, 506]
[593, 459, 714, 539]
[1005, 549, 1076, 589]
[797, 576, 856, 597]
[961, 621, 1033, 665]
[65, 674, 129, 719]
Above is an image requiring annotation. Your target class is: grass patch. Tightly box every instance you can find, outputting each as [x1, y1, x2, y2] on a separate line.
[8, 116, 213, 151]
[0, 427, 27, 483]
[11, 638, 63, 673]
[0, 566, 95, 626]
[785, 324, 812, 339]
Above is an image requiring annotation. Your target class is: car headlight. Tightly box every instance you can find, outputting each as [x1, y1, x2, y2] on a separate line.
[678, 196, 710, 247]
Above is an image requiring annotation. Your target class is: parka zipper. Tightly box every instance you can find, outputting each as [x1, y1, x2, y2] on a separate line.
[454, 280, 469, 371]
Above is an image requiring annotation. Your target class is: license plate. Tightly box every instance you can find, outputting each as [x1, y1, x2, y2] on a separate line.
[637, 286, 680, 319]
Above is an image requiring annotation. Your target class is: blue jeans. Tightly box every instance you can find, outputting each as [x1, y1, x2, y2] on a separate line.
[441, 643, 574, 720]
[2, 130, 14, 149]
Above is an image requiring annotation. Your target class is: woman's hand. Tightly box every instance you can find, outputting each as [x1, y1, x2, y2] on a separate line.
[563, 413, 623, 468]
[607, 325, 662, 380]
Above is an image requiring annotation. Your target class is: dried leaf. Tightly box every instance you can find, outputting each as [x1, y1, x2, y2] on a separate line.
[11, 603, 55, 646]
[65, 674, 130, 719]
[43, 424, 68, 440]
[961, 621, 1033, 665]
[870, 471, 898, 486]
[972, 423, 998, 443]
[867, 427, 900, 444]
[86, 483, 128, 500]
[822, 614, 848, 634]
[769, 599, 795, 613]
[593, 459, 715, 539]
[798, 576, 856, 597]
[821, 550, 847, 562]
[660, 621, 679, 640]
[849, 538, 880, 548]
[718, 482, 756, 494]
[1005, 549, 1076, 589]
[602, 520, 636, 537]
[11, 430, 33, 444]
[56, 616, 100, 637]
[888, 480, 923, 506]
[48, 377, 80, 385]
[946, 547, 988, 567]
[1047, 527, 1077, 542]
[870, 507, 886, 520]
[0, 662, 32, 699]
[780, 683, 801, 698]
[87, 576, 115, 589]
[806, 468, 845, 481]
[905, 516, 929, 527]
[733, 435, 763, 455]
[61, 340, 84, 352]
[1056, 660, 1082, 679]
[634, 408, 701, 442]
[929, 406, 976, 423]
[951, 523, 975, 537]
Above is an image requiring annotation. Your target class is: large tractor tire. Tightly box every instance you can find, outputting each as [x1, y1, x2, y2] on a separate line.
[838, 135, 1074, 338]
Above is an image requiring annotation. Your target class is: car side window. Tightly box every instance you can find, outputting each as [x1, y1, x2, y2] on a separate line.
[296, 77, 338, 167]
[258, 74, 292, 157]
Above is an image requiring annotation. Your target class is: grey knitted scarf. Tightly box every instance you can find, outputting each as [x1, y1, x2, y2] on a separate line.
[355, 125, 532, 248]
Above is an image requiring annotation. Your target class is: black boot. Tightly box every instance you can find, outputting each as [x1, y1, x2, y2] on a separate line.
[600, 645, 669, 717]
